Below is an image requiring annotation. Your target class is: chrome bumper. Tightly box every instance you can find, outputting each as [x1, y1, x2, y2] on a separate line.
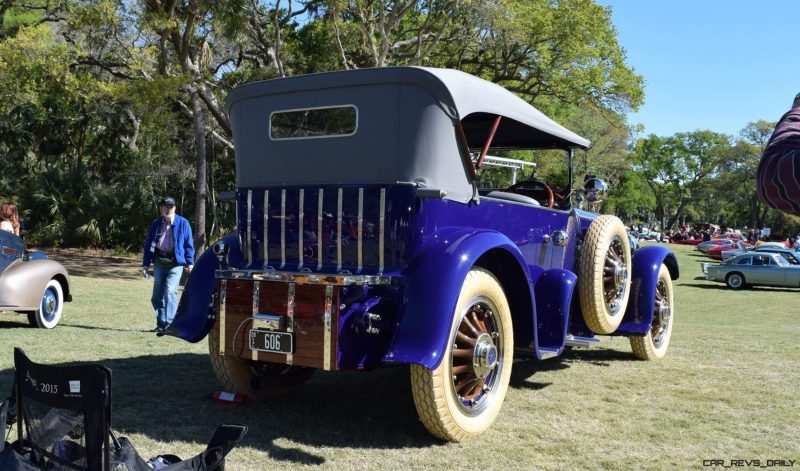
[216, 269, 398, 286]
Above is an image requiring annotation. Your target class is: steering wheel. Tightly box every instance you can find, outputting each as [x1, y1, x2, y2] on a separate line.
[507, 179, 555, 208]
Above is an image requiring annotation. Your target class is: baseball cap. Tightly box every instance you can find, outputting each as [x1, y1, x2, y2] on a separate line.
[159, 197, 176, 207]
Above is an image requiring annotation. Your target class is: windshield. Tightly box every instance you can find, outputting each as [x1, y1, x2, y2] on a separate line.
[475, 150, 576, 210]
[773, 256, 790, 267]
[786, 254, 800, 265]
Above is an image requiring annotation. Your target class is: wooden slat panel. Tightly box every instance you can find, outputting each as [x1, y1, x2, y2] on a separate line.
[217, 278, 339, 370]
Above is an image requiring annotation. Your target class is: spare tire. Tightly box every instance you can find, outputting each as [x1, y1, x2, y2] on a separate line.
[208, 321, 315, 399]
[578, 215, 632, 334]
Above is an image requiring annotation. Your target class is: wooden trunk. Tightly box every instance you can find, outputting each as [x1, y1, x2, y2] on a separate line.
[216, 278, 339, 370]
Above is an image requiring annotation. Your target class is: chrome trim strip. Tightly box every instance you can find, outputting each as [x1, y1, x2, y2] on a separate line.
[251, 281, 260, 361]
[268, 190, 269, 267]
[246, 190, 253, 266]
[357, 188, 363, 273]
[216, 269, 397, 286]
[235, 194, 240, 254]
[336, 188, 343, 272]
[287, 283, 295, 365]
[298, 189, 305, 270]
[219, 280, 227, 356]
[323, 285, 333, 370]
[280, 189, 286, 269]
[317, 189, 323, 271]
[379, 188, 386, 274]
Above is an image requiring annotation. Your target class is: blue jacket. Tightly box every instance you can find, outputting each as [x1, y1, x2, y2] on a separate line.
[143, 214, 195, 267]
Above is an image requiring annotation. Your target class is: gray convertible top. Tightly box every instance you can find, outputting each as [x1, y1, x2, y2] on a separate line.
[227, 67, 590, 202]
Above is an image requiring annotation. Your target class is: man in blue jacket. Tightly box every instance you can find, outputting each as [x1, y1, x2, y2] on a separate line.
[142, 197, 195, 332]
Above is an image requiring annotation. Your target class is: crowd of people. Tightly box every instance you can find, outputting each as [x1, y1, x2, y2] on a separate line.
[630, 221, 800, 250]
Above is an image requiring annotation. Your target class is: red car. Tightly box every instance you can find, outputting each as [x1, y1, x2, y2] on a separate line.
[673, 238, 703, 246]
[707, 242, 754, 260]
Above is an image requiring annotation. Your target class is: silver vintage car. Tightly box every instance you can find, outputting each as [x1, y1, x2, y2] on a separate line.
[705, 252, 800, 290]
[0, 230, 72, 328]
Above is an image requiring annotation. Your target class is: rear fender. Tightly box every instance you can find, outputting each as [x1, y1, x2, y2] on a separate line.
[0, 259, 70, 310]
[165, 234, 242, 342]
[382, 230, 534, 369]
[616, 245, 679, 336]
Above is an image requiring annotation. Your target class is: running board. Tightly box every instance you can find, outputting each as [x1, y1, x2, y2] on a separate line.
[565, 335, 599, 348]
[514, 346, 559, 360]
[538, 348, 558, 360]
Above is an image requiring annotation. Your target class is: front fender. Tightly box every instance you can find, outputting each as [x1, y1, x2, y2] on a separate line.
[382, 230, 534, 369]
[616, 245, 679, 336]
[0, 259, 70, 310]
[165, 234, 241, 342]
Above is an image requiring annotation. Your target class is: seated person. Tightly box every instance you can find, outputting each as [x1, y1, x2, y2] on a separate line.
[0, 202, 20, 236]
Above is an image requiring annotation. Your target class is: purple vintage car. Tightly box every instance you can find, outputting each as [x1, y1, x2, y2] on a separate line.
[164, 67, 679, 441]
[0, 230, 71, 328]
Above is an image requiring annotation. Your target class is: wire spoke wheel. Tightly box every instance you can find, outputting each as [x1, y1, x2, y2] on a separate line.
[602, 237, 628, 313]
[410, 268, 513, 441]
[650, 279, 671, 348]
[451, 301, 502, 414]
[630, 264, 674, 360]
[579, 215, 632, 334]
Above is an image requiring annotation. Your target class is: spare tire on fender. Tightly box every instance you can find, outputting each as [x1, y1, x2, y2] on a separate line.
[578, 215, 632, 334]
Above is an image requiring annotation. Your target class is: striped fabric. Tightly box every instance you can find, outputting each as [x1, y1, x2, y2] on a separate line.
[756, 106, 800, 216]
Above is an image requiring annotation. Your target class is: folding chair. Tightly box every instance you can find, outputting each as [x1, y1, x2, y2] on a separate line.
[12, 347, 114, 470]
[3, 348, 247, 471]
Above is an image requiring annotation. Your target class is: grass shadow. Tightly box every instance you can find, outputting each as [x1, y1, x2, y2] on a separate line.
[0, 351, 441, 466]
[48, 252, 141, 281]
[562, 347, 639, 365]
[0, 318, 30, 329]
[681, 283, 798, 293]
[509, 357, 564, 390]
[1, 318, 147, 333]
[509, 347, 638, 389]
[61, 323, 152, 333]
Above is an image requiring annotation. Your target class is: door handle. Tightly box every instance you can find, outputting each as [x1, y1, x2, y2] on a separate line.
[545, 230, 568, 247]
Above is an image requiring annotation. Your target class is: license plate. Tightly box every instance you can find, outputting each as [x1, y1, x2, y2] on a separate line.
[249, 330, 293, 354]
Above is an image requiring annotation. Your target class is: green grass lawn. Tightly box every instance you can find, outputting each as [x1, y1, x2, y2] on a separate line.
[1, 244, 798, 470]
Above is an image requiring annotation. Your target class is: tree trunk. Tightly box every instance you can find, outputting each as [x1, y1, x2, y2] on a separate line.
[191, 91, 207, 254]
[665, 199, 689, 232]
[208, 141, 217, 241]
[750, 192, 760, 228]
[0, 0, 13, 34]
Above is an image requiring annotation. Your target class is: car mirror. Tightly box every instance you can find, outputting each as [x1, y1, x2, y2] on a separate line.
[582, 175, 608, 205]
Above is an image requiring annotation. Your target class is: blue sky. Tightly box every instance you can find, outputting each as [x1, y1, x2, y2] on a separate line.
[601, 0, 799, 138]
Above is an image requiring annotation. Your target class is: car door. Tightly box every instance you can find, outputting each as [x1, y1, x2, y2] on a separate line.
[764, 254, 786, 286]
[764, 255, 788, 286]
[745, 255, 772, 285]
